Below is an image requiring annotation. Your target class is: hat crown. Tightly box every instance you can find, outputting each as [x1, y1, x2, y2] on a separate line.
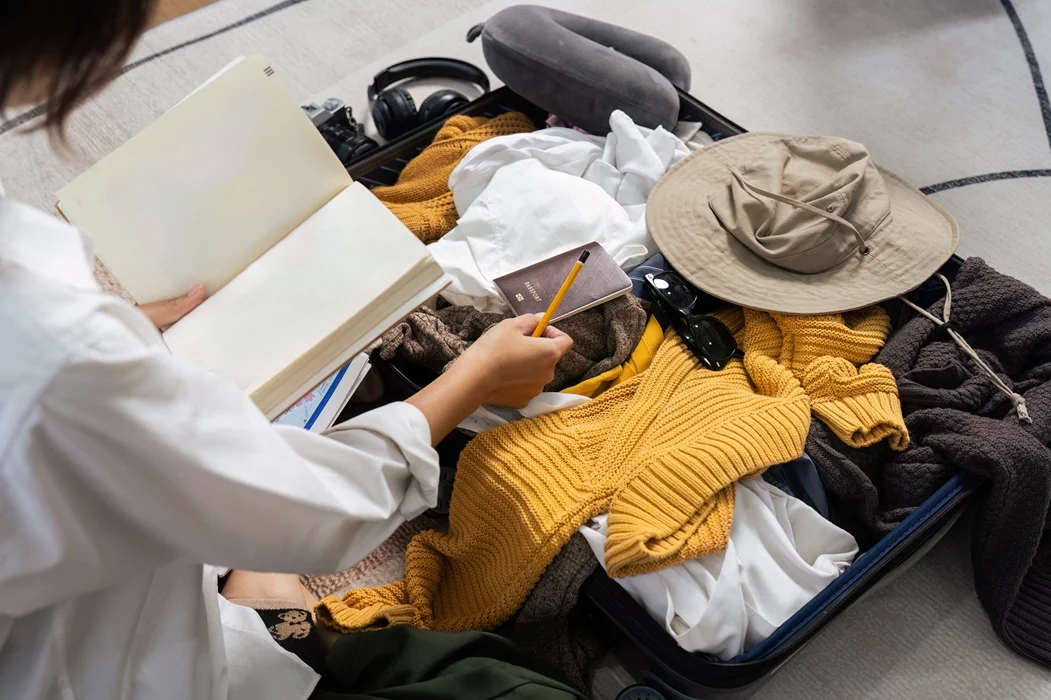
[709, 137, 891, 274]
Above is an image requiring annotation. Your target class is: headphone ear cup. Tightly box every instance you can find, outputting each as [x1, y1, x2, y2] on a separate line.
[372, 87, 417, 140]
[416, 89, 470, 125]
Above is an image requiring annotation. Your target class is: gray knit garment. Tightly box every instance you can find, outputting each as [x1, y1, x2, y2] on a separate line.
[510, 534, 604, 694]
[807, 257, 1051, 668]
[378, 295, 648, 391]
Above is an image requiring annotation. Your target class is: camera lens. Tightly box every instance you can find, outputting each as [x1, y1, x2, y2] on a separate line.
[319, 123, 354, 152]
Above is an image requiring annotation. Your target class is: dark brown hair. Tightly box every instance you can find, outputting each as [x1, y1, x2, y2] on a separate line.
[0, 0, 157, 131]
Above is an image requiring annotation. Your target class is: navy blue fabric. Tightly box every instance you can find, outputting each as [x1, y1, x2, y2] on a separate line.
[628, 253, 668, 299]
[629, 253, 725, 316]
[727, 471, 972, 662]
[762, 454, 829, 519]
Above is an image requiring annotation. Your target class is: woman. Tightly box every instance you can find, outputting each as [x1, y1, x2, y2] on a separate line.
[0, 3, 576, 699]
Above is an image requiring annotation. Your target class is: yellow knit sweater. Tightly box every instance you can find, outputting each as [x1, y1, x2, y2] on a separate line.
[316, 306, 909, 634]
[561, 315, 664, 398]
[371, 112, 535, 242]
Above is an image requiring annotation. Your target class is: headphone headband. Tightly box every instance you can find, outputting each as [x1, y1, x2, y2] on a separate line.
[368, 57, 490, 100]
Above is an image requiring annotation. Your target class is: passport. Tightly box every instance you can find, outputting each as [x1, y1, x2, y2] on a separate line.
[494, 242, 632, 322]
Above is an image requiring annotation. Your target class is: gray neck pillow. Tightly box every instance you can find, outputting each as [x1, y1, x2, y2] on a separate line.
[468, 5, 690, 134]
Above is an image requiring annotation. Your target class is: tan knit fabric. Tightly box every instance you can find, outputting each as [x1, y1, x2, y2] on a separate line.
[316, 306, 908, 634]
[371, 112, 536, 242]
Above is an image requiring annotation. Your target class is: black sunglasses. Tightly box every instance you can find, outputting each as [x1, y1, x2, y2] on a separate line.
[644, 271, 743, 370]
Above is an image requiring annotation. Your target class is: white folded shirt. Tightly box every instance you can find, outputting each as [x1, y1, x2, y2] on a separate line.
[580, 477, 858, 660]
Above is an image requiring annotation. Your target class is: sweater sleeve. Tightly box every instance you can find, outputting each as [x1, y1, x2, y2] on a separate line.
[748, 306, 912, 449]
[772, 307, 909, 451]
[803, 358, 909, 450]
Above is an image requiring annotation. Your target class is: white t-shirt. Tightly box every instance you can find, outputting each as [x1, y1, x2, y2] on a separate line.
[0, 192, 440, 699]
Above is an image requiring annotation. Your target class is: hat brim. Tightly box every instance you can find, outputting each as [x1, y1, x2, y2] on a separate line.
[647, 133, 959, 315]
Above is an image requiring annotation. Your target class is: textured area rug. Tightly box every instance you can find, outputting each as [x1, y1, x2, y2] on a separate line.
[301, 515, 442, 599]
[4, 1, 1051, 697]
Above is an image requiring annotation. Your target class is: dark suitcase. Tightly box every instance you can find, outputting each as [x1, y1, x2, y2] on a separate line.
[340, 86, 978, 698]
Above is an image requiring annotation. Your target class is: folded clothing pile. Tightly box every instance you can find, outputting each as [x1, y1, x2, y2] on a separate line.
[372, 111, 535, 243]
[331, 113, 1043, 676]
[316, 305, 906, 636]
[430, 109, 691, 312]
[307, 40, 1051, 677]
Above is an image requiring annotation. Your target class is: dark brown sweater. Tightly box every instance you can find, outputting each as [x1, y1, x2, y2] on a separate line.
[377, 295, 648, 392]
[808, 257, 1051, 668]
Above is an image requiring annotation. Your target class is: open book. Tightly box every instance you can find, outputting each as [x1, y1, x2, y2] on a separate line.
[57, 56, 446, 419]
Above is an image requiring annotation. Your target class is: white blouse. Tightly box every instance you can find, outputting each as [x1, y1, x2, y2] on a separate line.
[581, 477, 858, 659]
[0, 192, 440, 699]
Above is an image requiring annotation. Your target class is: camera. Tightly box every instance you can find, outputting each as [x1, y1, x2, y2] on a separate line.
[301, 98, 378, 165]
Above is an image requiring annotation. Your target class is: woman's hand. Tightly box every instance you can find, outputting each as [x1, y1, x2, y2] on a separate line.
[138, 284, 206, 331]
[455, 315, 574, 408]
[407, 315, 574, 445]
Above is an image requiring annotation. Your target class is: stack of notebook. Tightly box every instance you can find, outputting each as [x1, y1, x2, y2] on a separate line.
[274, 353, 371, 431]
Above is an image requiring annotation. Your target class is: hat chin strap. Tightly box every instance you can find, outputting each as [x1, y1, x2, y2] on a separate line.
[728, 167, 1028, 420]
[899, 275, 1031, 424]
[727, 167, 870, 255]
[728, 169, 1030, 422]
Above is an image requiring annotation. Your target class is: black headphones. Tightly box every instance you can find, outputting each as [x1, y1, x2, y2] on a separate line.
[368, 58, 490, 141]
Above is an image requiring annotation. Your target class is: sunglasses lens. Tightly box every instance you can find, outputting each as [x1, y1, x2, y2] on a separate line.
[650, 273, 696, 313]
[677, 316, 738, 370]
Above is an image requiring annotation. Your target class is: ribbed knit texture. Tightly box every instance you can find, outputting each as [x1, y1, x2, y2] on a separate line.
[371, 112, 535, 243]
[316, 306, 908, 634]
[764, 310, 909, 450]
[561, 315, 663, 397]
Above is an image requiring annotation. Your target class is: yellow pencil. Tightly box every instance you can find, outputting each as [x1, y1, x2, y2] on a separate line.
[531, 249, 590, 337]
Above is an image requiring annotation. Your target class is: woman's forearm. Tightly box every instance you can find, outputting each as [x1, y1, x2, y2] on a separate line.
[406, 362, 490, 446]
[404, 315, 573, 446]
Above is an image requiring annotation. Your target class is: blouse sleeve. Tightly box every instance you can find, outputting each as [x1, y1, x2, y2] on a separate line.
[3, 308, 438, 616]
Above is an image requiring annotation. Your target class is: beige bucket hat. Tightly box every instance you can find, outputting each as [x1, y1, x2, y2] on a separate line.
[647, 133, 959, 314]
